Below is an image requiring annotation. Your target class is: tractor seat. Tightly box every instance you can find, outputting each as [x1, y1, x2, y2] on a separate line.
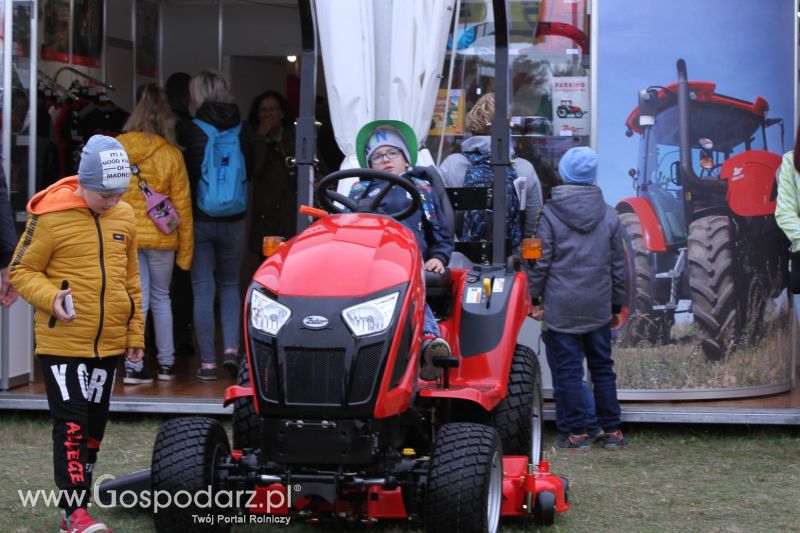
[424, 269, 451, 290]
[413, 165, 456, 236]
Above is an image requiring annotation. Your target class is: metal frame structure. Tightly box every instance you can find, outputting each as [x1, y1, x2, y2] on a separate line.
[0, 0, 797, 424]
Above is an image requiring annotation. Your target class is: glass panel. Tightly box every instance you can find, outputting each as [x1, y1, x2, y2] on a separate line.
[3, 0, 34, 216]
[430, 0, 591, 199]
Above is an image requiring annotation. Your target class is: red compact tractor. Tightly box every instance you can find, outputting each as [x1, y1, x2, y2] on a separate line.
[615, 59, 788, 360]
[145, 2, 567, 532]
[148, 167, 568, 532]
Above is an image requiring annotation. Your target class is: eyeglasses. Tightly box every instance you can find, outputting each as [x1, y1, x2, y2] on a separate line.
[369, 149, 403, 164]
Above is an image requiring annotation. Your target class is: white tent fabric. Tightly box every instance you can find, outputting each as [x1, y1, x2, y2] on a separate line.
[316, 0, 455, 173]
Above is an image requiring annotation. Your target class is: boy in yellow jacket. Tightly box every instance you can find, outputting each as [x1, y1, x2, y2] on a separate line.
[9, 135, 144, 533]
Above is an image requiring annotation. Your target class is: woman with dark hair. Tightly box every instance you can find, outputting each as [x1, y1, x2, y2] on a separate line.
[243, 91, 298, 251]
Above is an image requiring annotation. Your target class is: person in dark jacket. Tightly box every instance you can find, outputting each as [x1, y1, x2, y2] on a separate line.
[180, 70, 246, 381]
[165, 71, 192, 141]
[165, 72, 195, 353]
[0, 166, 18, 307]
[526, 147, 628, 451]
[350, 120, 454, 380]
[242, 90, 297, 251]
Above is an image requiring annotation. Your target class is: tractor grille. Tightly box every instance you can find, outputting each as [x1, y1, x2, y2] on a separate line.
[284, 347, 346, 405]
[252, 339, 278, 401]
[349, 342, 384, 404]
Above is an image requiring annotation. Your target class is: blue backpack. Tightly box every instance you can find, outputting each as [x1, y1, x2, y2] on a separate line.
[193, 119, 247, 217]
[460, 151, 522, 246]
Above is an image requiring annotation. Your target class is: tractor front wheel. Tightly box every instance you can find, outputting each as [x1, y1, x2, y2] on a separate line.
[232, 357, 261, 450]
[615, 212, 673, 346]
[688, 215, 738, 361]
[151, 417, 232, 533]
[424, 423, 503, 533]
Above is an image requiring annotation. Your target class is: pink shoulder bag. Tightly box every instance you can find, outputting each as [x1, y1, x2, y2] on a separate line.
[132, 163, 181, 234]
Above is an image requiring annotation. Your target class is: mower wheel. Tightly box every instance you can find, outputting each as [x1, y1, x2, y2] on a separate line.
[533, 490, 556, 526]
[491, 345, 543, 463]
[152, 417, 231, 533]
[615, 212, 674, 346]
[688, 215, 738, 361]
[232, 358, 261, 450]
[424, 423, 503, 533]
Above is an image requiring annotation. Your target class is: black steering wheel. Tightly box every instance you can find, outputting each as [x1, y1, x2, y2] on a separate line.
[317, 168, 422, 221]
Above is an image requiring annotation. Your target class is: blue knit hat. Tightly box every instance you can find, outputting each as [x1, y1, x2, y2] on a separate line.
[364, 127, 411, 167]
[559, 146, 597, 185]
[78, 135, 131, 194]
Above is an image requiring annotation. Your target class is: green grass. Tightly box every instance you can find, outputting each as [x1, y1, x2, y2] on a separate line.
[1, 413, 798, 532]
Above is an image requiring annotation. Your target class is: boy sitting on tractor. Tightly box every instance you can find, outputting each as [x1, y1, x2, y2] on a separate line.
[349, 120, 453, 380]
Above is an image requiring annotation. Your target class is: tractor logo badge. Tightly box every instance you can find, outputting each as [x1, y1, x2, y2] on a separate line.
[302, 316, 329, 329]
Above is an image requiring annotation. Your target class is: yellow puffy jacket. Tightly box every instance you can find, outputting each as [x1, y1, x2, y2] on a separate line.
[117, 132, 194, 270]
[9, 177, 144, 357]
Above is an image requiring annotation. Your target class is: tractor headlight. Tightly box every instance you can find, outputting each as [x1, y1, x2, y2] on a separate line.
[341, 292, 399, 337]
[250, 290, 291, 335]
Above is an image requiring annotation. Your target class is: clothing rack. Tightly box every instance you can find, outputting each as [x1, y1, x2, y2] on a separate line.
[54, 66, 115, 92]
[37, 70, 78, 101]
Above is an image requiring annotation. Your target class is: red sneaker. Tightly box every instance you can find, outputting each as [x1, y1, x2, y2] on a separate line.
[61, 508, 111, 533]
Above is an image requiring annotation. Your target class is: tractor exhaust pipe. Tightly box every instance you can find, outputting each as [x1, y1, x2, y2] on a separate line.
[676, 59, 726, 194]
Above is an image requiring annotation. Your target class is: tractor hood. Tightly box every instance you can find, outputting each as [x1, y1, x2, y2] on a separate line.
[252, 213, 422, 297]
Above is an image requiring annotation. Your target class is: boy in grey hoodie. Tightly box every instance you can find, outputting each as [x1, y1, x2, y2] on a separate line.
[526, 147, 628, 451]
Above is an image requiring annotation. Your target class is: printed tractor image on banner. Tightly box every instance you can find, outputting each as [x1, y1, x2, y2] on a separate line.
[596, 0, 795, 394]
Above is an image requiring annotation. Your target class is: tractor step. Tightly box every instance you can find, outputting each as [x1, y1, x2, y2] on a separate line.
[652, 304, 677, 311]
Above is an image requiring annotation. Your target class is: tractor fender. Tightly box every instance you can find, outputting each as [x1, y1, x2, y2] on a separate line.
[223, 385, 254, 407]
[616, 198, 667, 252]
[719, 150, 781, 217]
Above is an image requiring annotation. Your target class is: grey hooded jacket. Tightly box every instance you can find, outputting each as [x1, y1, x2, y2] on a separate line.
[525, 185, 627, 334]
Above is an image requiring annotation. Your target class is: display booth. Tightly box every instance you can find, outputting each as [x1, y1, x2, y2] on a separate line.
[0, 0, 798, 424]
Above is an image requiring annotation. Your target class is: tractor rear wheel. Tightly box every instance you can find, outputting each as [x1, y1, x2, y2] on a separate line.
[615, 212, 673, 345]
[490, 345, 542, 464]
[151, 417, 231, 533]
[424, 423, 503, 533]
[232, 357, 261, 450]
[688, 215, 738, 361]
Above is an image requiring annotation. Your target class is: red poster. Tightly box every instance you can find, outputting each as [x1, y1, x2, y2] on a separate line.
[41, 0, 70, 64]
[72, 0, 103, 67]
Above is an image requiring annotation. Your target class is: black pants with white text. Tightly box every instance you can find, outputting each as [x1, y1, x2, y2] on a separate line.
[40, 354, 121, 515]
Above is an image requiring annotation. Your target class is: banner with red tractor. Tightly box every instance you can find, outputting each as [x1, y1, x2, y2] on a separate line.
[595, 0, 795, 396]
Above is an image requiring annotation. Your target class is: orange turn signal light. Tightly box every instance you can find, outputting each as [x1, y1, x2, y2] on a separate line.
[262, 236, 285, 257]
[521, 237, 542, 260]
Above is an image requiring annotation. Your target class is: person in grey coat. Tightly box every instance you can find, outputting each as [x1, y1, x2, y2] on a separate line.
[526, 146, 627, 451]
[0, 166, 18, 307]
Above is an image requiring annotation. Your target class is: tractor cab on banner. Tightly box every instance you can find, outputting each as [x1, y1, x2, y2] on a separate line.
[615, 58, 789, 360]
[141, 1, 569, 532]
